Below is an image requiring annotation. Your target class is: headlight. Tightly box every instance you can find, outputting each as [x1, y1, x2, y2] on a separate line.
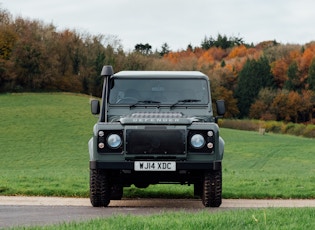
[190, 134, 205, 149]
[107, 134, 122, 149]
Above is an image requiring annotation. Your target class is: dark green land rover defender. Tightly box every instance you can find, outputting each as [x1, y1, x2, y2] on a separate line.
[88, 66, 225, 207]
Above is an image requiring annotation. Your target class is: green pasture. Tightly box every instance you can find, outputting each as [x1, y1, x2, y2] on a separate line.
[0, 93, 314, 199]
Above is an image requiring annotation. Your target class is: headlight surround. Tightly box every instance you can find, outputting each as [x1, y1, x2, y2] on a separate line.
[97, 130, 123, 153]
[188, 130, 215, 153]
[107, 134, 122, 149]
[190, 134, 205, 149]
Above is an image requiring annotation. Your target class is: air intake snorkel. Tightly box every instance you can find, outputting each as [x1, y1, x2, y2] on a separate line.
[100, 65, 114, 122]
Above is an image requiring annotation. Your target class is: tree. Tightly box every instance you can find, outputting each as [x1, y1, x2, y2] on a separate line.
[286, 91, 303, 123]
[249, 88, 277, 120]
[270, 90, 290, 121]
[0, 27, 17, 60]
[212, 86, 239, 118]
[249, 100, 269, 119]
[134, 43, 152, 55]
[284, 61, 301, 92]
[0, 7, 12, 25]
[235, 57, 275, 117]
[201, 34, 245, 50]
[300, 90, 315, 122]
[159, 43, 170, 56]
[308, 58, 315, 91]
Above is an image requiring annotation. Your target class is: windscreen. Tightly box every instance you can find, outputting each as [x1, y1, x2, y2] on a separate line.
[109, 78, 209, 105]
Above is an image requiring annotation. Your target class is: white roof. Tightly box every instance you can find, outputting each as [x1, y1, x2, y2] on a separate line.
[113, 71, 208, 79]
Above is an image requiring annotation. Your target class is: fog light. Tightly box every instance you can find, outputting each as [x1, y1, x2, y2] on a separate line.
[207, 142, 213, 149]
[207, 131, 213, 137]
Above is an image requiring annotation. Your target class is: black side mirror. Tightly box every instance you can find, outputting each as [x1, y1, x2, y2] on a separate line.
[91, 100, 100, 115]
[216, 99, 225, 116]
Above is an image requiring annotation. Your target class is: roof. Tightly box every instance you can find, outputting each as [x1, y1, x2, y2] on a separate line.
[112, 71, 208, 79]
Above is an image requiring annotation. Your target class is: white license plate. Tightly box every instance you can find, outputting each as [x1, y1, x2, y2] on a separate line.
[134, 161, 176, 171]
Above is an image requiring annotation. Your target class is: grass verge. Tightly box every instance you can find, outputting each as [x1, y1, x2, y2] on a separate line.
[12, 208, 315, 230]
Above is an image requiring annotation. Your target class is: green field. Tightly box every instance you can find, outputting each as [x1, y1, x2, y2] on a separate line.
[0, 93, 314, 199]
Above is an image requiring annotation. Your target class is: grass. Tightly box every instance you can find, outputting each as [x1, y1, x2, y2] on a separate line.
[222, 128, 315, 199]
[0, 93, 314, 199]
[11, 208, 315, 230]
[0, 93, 95, 197]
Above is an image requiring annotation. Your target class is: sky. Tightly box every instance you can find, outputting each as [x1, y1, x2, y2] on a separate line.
[2, 0, 315, 51]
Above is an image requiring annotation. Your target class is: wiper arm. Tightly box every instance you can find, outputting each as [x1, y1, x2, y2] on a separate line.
[130, 100, 161, 108]
[170, 99, 201, 109]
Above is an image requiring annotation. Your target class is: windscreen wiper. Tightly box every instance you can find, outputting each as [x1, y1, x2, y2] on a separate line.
[130, 100, 161, 109]
[170, 99, 201, 109]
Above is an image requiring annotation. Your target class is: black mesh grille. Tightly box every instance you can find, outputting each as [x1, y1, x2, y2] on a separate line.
[126, 129, 185, 154]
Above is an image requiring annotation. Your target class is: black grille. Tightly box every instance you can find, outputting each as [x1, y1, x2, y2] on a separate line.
[126, 129, 185, 154]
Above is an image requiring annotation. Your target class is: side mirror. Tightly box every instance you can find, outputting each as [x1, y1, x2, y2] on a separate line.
[216, 100, 225, 116]
[91, 100, 100, 115]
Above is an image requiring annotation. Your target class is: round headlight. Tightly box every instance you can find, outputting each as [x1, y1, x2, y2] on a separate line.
[107, 134, 122, 149]
[190, 134, 205, 149]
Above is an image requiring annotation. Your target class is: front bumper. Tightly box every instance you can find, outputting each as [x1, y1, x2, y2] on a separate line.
[90, 160, 222, 171]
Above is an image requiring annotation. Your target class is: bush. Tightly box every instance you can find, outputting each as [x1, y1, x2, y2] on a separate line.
[220, 119, 260, 131]
[220, 119, 315, 139]
[284, 123, 305, 136]
[263, 121, 283, 134]
[303, 125, 315, 138]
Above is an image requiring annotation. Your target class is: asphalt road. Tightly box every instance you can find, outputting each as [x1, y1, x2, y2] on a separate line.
[1, 196, 315, 228]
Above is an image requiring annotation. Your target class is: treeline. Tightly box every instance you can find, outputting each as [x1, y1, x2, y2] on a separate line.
[1, 8, 315, 124]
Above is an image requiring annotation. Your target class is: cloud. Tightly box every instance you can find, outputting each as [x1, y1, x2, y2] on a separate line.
[2, 0, 315, 50]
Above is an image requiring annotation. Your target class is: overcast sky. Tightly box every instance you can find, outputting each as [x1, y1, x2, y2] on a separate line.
[2, 0, 315, 51]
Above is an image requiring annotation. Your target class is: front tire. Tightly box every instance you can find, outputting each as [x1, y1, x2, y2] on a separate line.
[202, 169, 222, 207]
[90, 169, 110, 207]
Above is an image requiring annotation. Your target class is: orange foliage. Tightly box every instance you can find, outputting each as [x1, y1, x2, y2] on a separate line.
[164, 50, 196, 64]
[197, 49, 214, 66]
[227, 45, 261, 60]
[196, 47, 226, 69]
[287, 91, 303, 123]
[249, 100, 268, 119]
[271, 59, 288, 88]
[227, 45, 247, 59]
[299, 44, 315, 77]
[289, 50, 301, 60]
[223, 58, 248, 76]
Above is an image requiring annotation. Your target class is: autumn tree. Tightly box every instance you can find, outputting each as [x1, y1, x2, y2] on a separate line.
[286, 91, 303, 123]
[0, 10, 16, 91]
[300, 90, 315, 122]
[270, 90, 305, 122]
[0, 27, 17, 60]
[212, 86, 239, 118]
[270, 90, 290, 121]
[249, 88, 277, 120]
